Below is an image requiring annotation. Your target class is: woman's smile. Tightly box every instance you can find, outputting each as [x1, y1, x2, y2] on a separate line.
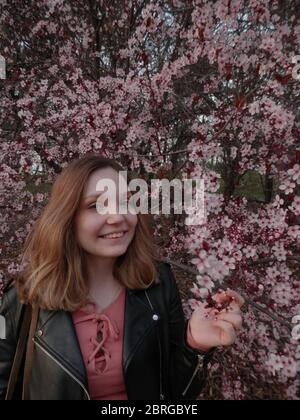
[98, 231, 128, 240]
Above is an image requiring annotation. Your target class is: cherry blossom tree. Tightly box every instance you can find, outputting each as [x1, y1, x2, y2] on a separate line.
[0, 0, 299, 399]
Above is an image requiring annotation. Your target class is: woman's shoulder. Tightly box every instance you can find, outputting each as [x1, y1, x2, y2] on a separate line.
[154, 260, 178, 294]
[1, 280, 18, 299]
[0, 280, 23, 319]
[155, 260, 175, 278]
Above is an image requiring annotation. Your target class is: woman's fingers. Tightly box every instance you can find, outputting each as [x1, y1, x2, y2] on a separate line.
[214, 319, 237, 346]
[216, 312, 243, 331]
[212, 289, 245, 309]
[223, 302, 242, 314]
[208, 302, 242, 316]
[225, 289, 245, 308]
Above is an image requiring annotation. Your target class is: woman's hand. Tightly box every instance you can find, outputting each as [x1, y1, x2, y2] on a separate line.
[188, 289, 245, 352]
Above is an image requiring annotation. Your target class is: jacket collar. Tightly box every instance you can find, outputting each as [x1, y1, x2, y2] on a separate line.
[35, 285, 160, 392]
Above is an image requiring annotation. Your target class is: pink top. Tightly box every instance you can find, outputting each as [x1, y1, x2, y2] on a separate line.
[72, 287, 127, 400]
[72, 287, 204, 400]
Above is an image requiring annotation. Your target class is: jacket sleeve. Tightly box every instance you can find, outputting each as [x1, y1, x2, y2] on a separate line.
[166, 263, 215, 400]
[0, 286, 22, 400]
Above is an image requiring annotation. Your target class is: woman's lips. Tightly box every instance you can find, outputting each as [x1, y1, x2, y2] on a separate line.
[99, 231, 128, 240]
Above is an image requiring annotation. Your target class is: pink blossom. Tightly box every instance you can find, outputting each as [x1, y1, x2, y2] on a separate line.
[195, 275, 215, 291]
[271, 283, 293, 306]
[287, 164, 300, 185]
[260, 35, 276, 52]
[265, 354, 284, 376]
[287, 226, 300, 240]
[221, 216, 233, 228]
[272, 243, 287, 262]
[273, 195, 284, 208]
[289, 196, 300, 216]
[243, 246, 256, 259]
[279, 180, 296, 195]
[266, 266, 281, 280]
[35, 193, 45, 203]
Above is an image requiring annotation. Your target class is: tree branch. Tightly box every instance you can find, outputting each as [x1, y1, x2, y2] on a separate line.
[163, 258, 293, 329]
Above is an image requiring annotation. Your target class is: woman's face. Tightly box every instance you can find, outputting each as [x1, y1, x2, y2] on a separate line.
[74, 167, 138, 258]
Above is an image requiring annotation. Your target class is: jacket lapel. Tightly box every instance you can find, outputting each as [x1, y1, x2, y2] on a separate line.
[36, 308, 88, 387]
[35, 286, 158, 394]
[123, 288, 157, 371]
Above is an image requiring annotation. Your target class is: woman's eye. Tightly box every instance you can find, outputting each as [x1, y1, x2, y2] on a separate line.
[88, 199, 128, 210]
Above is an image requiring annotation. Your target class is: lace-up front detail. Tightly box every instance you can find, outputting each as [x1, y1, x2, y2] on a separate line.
[72, 287, 128, 400]
[78, 311, 120, 373]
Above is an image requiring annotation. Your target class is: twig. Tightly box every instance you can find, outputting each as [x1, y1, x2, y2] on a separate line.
[251, 256, 300, 265]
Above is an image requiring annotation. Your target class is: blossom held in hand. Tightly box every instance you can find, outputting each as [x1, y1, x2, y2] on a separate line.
[188, 289, 245, 352]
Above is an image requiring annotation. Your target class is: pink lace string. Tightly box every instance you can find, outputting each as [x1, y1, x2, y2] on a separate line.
[75, 311, 120, 374]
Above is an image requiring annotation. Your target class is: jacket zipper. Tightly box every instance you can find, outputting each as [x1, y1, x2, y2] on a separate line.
[181, 354, 204, 397]
[33, 337, 91, 400]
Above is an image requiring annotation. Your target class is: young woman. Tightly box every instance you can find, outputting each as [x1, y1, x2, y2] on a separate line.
[0, 154, 244, 400]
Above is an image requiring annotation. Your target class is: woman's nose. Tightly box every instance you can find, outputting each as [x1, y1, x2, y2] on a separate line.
[106, 212, 126, 223]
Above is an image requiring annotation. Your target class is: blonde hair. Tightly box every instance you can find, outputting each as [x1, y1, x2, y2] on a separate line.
[16, 153, 160, 311]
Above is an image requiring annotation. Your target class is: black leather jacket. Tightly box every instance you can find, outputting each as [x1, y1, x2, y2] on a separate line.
[0, 262, 214, 400]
